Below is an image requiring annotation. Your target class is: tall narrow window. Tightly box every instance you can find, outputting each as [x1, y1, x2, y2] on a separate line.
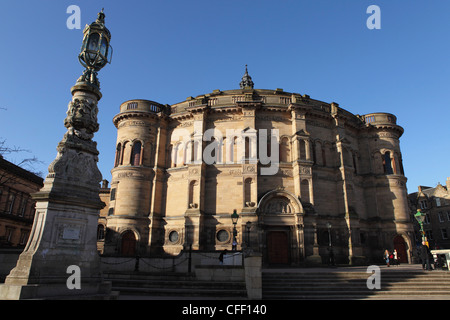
[244, 137, 250, 163]
[322, 147, 327, 167]
[299, 140, 306, 160]
[131, 141, 142, 166]
[279, 137, 290, 162]
[383, 151, 393, 174]
[97, 225, 105, 240]
[244, 178, 252, 205]
[188, 180, 198, 208]
[121, 141, 128, 165]
[110, 188, 116, 201]
[19, 197, 27, 217]
[7, 194, 15, 214]
[114, 143, 121, 167]
[233, 137, 238, 163]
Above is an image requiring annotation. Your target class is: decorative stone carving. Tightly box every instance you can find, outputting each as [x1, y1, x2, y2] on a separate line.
[64, 98, 99, 140]
[48, 149, 102, 185]
[263, 198, 293, 214]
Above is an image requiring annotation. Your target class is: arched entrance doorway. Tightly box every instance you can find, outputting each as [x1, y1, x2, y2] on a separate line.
[121, 230, 137, 256]
[393, 235, 408, 263]
[257, 189, 305, 266]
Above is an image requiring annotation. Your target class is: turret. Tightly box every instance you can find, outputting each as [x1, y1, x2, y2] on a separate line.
[104, 99, 167, 255]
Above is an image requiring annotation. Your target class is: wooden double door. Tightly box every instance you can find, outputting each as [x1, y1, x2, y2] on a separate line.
[267, 231, 290, 265]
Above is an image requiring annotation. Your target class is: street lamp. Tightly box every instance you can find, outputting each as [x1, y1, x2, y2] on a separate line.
[326, 222, 335, 266]
[231, 209, 239, 251]
[77, 8, 113, 88]
[326, 222, 332, 247]
[414, 209, 426, 243]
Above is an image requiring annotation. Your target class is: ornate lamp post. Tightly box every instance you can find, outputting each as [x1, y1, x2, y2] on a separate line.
[0, 10, 112, 300]
[77, 9, 112, 88]
[231, 209, 239, 251]
[326, 222, 335, 266]
[414, 209, 427, 243]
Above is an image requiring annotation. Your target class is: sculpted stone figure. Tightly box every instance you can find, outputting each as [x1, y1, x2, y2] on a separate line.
[64, 98, 99, 140]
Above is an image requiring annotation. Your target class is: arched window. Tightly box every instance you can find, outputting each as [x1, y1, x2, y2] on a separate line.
[188, 180, 199, 208]
[279, 137, 290, 162]
[233, 137, 238, 163]
[185, 140, 194, 164]
[244, 136, 250, 163]
[299, 140, 306, 160]
[121, 141, 129, 165]
[244, 178, 252, 206]
[131, 141, 142, 166]
[173, 142, 185, 167]
[114, 143, 122, 167]
[383, 151, 393, 174]
[97, 225, 105, 240]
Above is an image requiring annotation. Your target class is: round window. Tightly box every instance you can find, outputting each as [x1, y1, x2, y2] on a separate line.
[169, 231, 179, 243]
[216, 230, 230, 243]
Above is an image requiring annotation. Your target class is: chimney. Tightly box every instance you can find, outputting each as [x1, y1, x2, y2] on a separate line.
[101, 179, 109, 189]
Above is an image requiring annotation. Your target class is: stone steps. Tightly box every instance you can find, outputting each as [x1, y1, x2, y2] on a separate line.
[104, 271, 247, 298]
[262, 268, 450, 300]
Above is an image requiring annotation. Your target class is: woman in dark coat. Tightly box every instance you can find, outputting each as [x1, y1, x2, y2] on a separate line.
[419, 242, 432, 270]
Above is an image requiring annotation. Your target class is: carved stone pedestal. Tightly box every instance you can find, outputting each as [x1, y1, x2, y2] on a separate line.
[0, 82, 112, 300]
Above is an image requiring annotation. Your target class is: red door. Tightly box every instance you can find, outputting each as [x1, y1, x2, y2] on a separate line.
[121, 231, 136, 256]
[394, 235, 408, 263]
[267, 231, 289, 264]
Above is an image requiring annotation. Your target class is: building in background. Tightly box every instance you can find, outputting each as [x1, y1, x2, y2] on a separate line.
[409, 178, 450, 249]
[97, 179, 110, 254]
[99, 70, 414, 266]
[0, 157, 43, 247]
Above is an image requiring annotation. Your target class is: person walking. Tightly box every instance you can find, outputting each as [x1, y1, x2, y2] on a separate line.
[393, 249, 399, 266]
[384, 249, 390, 267]
[419, 242, 432, 271]
[219, 249, 228, 265]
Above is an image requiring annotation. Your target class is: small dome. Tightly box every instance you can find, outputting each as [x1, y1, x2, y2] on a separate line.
[239, 65, 254, 89]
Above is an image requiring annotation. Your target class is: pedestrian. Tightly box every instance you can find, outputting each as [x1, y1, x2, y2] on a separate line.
[219, 249, 228, 265]
[328, 247, 336, 267]
[384, 249, 390, 267]
[419, 242, 432, 271]
[393, 249, 399, 266]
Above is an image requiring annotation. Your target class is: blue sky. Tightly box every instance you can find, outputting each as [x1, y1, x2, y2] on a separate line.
[0, 0, 449, 193]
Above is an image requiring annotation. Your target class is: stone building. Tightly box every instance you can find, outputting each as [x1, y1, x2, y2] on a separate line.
[408, 179, 450, 249]
[0, 157, 43, 247]
[100, 69, 414, 265]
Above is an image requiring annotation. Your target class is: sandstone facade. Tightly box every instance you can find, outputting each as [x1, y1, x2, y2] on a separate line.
[101, 78, 414, 265]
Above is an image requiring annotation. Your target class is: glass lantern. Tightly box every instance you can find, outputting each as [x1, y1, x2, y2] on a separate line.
[78, 9, 112, 72]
